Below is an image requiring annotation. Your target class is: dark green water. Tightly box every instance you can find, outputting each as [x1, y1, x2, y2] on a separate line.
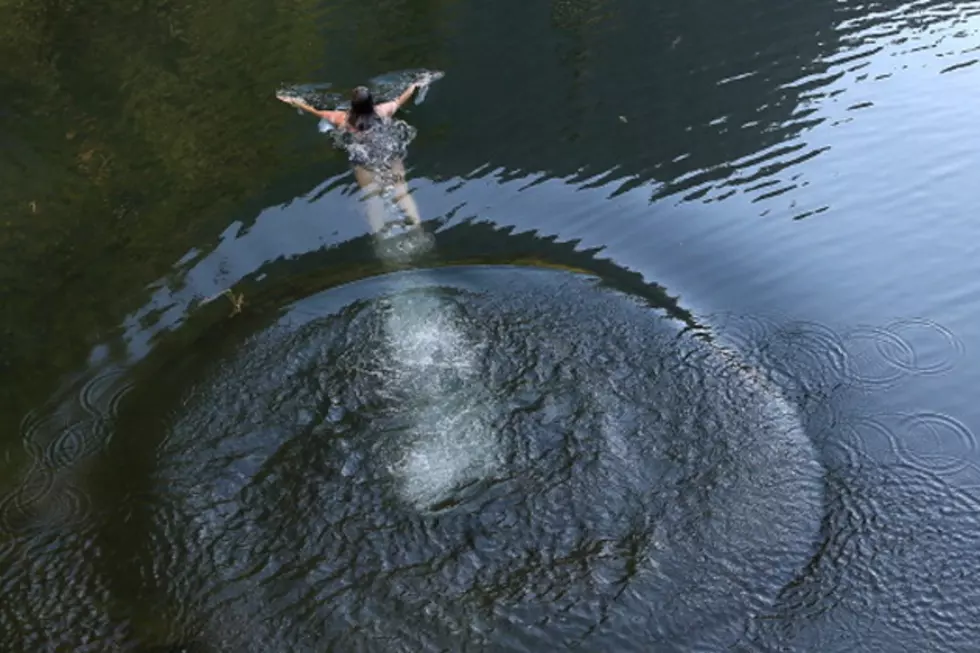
[3, 0, 980, 650]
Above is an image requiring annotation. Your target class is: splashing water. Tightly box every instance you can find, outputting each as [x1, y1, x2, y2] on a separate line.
[378, 284, 499, 511]
[367, 68, 445, 106]
[277, 69, 443, 113]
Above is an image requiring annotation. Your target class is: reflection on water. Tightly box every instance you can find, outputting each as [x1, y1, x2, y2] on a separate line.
[119, 267, 823, 651]
[4, 0, 980, 650]
[5, 0, 980, 406]
[4, 255, 979, 651]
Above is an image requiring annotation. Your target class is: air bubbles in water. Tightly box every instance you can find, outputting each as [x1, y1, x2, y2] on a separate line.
[379, 288, 497, 510]
[394, 407, 499, 511]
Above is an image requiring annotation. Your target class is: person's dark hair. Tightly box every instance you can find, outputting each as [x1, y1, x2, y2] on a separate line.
[348, 86, 377, 132]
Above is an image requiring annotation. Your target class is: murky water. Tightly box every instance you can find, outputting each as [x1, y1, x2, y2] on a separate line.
[4, 0, 980, 650]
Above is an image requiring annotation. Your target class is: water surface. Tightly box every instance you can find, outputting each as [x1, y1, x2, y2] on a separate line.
[3, 0, 980, 650]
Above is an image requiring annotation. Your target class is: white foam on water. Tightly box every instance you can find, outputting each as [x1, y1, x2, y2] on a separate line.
[394, 405, 499, 509]
[378, 283, 501, 511]
[384, 295, 472, 373]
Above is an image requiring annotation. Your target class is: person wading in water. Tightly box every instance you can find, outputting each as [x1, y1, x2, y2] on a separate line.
[277, 79, 432, 234]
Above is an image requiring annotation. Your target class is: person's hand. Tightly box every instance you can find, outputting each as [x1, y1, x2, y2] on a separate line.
[276, 91, 306, 108]
[414, 71, 443, 88]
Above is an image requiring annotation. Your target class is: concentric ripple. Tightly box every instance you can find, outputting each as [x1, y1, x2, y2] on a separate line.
[745, 462, 980, 653]
[137, 266, 823, 652]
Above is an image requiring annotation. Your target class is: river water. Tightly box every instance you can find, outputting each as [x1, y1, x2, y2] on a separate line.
[2, 0, 980, 651]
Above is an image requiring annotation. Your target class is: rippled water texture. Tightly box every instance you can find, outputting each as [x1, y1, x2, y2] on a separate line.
[5, 0, 980, 650]
[114, 267, 820, 651]
[5, 267, 980, 651]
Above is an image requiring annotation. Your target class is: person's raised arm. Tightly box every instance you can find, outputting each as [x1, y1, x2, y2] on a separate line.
[276, 93, 347, 126]
[375, 83, 419, 118]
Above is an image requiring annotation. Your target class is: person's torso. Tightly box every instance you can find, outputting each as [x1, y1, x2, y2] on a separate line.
[335, 114, 416, 168]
